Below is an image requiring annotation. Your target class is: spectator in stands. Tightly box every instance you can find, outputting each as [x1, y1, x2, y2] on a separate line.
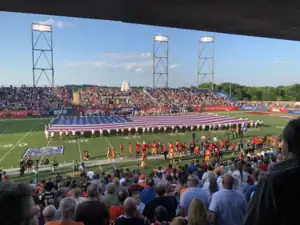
[0, 181, 40, 225]
[47, 197, 82, 225]
[72, 188, 86, 204]
[75, 196, 109, 225]
[109, 191, 133, 223]
[153, 206, 170, 225]
[143, 183, 178, 222]
[207, 176, 219, 204]
[86, 183, 100, 201]
[43, 205, 56, 224]
[103, 183, 119, 208]
[179, 175, 209, 216]
[208, 174, 246, 225]
[140, 178, 156, 204]
[244, 118, 300, 225]
[115, 197, 144, 225]
[187, 199, 208, 225]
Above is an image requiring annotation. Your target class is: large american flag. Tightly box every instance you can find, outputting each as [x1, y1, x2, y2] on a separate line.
[48, 114, 250, 131]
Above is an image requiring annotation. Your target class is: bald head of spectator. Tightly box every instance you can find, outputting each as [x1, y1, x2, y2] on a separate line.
[222, 174, 234, 190]
[123, 197, 137, 218]
[43, 205, 56, 223]
[282, 118, 300, 158]
[118, 190, 129, 205]
[87, 183, 99, 200]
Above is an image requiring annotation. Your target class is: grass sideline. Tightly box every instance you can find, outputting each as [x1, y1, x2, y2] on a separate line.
[0, 111, 288, 171]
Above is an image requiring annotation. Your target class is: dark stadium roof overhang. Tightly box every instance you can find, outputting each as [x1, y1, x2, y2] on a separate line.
[1, 0, 300, 41]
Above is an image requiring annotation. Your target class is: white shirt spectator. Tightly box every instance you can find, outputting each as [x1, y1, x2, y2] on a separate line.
[180, 187, 209, 216]
[232, 170, 249, 193]
[209, 189, 247, 225]
[87, 171, 95, 180]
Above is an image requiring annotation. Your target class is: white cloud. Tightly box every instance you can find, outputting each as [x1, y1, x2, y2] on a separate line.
[38, 18, 73, 28]
[169, 63, 180, 69]
[272, 60, 290, 65]
[100, 52, 151, 60]
[135, 68, 143, 72]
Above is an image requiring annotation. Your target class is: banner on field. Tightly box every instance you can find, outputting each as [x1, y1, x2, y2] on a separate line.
[197, 105, 238, 111]
[51, 108, 77, 115]
[0, 110, 41, 118]
[268, 108, 289, 113]
[24, 146, 64, 157]
[239, 106, 268, 112]
[288, 109, 300, 114]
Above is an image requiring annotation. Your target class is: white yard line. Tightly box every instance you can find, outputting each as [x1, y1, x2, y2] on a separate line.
[0, 128, 33, 163]
[77, 139, 83, 161]
[104, 137, 120, 157]
[40, 139, 51, 162]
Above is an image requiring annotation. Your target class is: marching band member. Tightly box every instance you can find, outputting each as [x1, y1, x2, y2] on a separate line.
[107, 146, 111, 160]
[135, 127, 139, 136]
[91, 129, 95, 137]
[107, 129, 111, 136]
[120, 144, 124, 159]
[164, 126, 167, 132]
[51, 131, 55, 139]
[80, 130, 84, 138]
[204, 149, 210, 164]
[129, 142, 133, 158]
[169, 146, 175, 164]
[147, 127, 151, 132]
[202, 124, 206, 131]
[141, 150, 147, 169]
[142, 126, 146, 133]
[111, 146, 116, 160]
[59, 130, 63, 140]
[178, 144, 183, 162]
[151, 141, 157, 155]
[100, 129, 103, 137]
[72, 130, 76, 137]
[84, 151, 89, 160]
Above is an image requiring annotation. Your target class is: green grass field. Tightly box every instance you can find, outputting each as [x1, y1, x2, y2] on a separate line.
[0, 111, 290, 169]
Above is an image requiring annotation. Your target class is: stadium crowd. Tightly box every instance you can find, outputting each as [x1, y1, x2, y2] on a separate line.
[0, 86, 73, 110]
[79, 87, 233, 109]
[1, 118, 299, 225]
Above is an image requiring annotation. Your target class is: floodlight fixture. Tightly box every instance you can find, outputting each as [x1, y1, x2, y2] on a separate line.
[200, 36, 215, 43]
[32, 24, 52, 32]
[154, 35, 168, 42]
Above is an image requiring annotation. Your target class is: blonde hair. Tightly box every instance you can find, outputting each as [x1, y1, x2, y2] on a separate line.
[171, 217, 187, 225]
[187, 199, 208, 225]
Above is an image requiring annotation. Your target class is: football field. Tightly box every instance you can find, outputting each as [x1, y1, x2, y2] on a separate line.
[0, 111, 291, 169]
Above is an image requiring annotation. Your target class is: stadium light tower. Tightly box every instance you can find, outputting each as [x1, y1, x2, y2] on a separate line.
[153, 35, 169, 88]
[31, 23, 54, 87]
[197, 36, 215, 90]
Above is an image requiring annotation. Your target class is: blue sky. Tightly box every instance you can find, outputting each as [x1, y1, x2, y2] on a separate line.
[0, 12, 300, 87]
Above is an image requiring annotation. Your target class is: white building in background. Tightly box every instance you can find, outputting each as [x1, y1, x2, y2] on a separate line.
[121, 80, 131, 92]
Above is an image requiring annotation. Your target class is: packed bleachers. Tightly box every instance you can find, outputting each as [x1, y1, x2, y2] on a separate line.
[0, 86, 73, 110]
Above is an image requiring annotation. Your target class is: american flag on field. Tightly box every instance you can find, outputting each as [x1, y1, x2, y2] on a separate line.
[48, 114, 251, 132]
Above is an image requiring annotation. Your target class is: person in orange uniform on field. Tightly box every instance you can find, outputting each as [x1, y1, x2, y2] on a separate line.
[178, 144, 183, 161]
[107, 147, 111, 160]
[84, 151, 89, 160]
[151, 141, 157, 155]
[183, 142, 187, 155]
[120, 144, 124, 159]
[169, 147, 175, 163]
[129, 142, 133, 158]
[141, 150, 147, 169]
[231, 142, 236, 155]
[204, 149, 210, 164]
[194, 146, 199, 156]
[136, 143, 141, 157]
[112, 146, 116, 159]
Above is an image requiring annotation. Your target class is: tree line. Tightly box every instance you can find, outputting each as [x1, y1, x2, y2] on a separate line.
[198, 83, 300, 101]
